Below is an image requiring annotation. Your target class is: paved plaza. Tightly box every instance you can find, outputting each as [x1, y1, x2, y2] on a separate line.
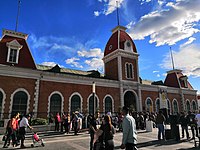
[0, 128, 199, 150]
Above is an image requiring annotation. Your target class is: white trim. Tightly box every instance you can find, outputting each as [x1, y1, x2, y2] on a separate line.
[124, 40, 132, 52]
[6, 40, 23, 64]
[123, 89, 138, 111]
[3, 29, 28, 40]
[87, 93, 99, 114]
[47, 91, 64, 117]
[103, 95, 114, 113]
[0, 88, 6, 119]
[145, 97, 153, 112]
[172, 99, 179, 114]
[125, 62, 134, 79]
[9, 88, 30, 118]
[68, 92, 83, 113]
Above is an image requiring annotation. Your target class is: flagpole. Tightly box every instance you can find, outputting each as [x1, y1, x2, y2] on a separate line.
[15, 0, 21, 32]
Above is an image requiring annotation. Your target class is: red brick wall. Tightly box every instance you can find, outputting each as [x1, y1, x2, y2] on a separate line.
[0, 75, 36, 118]
[104, 58, 118, 80]
[38, 80, 120, 118]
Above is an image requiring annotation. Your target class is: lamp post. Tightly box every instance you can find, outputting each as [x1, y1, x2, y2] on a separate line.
[92, 82, 96, 116]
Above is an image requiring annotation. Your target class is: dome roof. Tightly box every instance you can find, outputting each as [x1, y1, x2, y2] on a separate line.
[104, 26, 137, 56]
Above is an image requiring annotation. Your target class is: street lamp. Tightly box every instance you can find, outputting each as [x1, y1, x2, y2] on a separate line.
[92, 82, 96, 116]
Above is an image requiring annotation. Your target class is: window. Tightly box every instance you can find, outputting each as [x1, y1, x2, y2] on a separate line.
[50, 94, 61, 115]
[12, 91, 27, 115]
[192, 101, 197, 111]
[155, 99, 160, 112]
[125, 63, 134, 79]
[146, 98, 153, 112]
[6, 40, 22, 64]
[71, 95, 81, 113]
[173, 99, 179, 114]
[167, 99, 171, 113]
[186, 100, 190, 112]
[105, 97, 112, 113]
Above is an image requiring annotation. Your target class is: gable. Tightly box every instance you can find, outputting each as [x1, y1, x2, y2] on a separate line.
[0, 34, 36, 69]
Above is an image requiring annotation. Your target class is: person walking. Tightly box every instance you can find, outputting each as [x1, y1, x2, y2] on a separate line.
[179, 112, 190, 139]
[100, 115, 115, 150]
[89, 115, 97, 150]
[155, 110, 166, 141]
[54, 112, 61, 132]
[187, 111, 198, 139]
[3, 115, 13, 148]
[19, 114, 33, 148]
[120, 106, 137, 150]
[195, 110, 200, 137]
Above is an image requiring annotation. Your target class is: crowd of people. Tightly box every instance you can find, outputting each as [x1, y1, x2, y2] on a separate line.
[3, 113, 32, 148]
[3, 108, 200, 149]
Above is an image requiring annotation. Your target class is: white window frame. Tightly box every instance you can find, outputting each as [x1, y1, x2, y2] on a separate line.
[125, 62, 134, 79]
[6, 40, 23, 64]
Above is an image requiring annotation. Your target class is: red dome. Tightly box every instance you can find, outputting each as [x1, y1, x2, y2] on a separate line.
[104, 26, 137, 56]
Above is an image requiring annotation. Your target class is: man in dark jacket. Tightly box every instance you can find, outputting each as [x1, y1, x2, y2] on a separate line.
[179, 112, 190, 139]
[187, 111, 198, 139]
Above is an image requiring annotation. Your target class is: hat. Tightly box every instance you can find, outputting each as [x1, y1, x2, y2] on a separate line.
[75, 111, 79, 114]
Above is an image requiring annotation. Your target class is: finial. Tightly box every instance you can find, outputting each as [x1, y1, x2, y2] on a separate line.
[15, 0, 21, 32]
[170, 47, 175, 70]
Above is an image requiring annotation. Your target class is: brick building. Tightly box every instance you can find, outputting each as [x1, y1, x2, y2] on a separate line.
[0, 25, 198, 120]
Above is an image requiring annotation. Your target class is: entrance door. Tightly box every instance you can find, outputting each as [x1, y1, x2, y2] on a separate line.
[124, 91, 137, 112]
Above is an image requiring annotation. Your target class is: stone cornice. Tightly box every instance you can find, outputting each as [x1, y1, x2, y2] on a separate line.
[103, 49, 139, 63]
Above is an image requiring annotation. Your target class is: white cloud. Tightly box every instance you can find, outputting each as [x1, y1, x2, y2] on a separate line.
[153, 70, 159, 73]
[140, 0, 152, 5]
[85, 58, 104, 70]
[160, 44, 200, 77]
[95, 0, 124, 16]
[156, 74, 160, 77]
[41, 62, 57, 67]
[128, 0, 200, 46]
[94, 11, 101, 16]
[65, 57, 83, 68]
[180, 37, 196, 48]
[78, 48, 103, 58]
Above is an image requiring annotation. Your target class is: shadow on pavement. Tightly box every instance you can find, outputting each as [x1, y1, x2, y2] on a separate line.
[133, 139, 197, 149]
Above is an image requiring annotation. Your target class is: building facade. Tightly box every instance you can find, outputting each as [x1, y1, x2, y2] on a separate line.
[0, 26, 198, 120]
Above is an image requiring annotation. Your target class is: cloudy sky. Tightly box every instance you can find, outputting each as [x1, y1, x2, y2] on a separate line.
[0, 0, 200, 94]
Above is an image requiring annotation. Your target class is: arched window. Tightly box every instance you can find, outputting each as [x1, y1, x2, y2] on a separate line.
[186, 100, 190, 112]
[192, 101, 197, 111]
[146, 98, 153, 112]
[155, 98, 160, 112]
[0, 91, 3, 116]
[125, 63, 134, 79]
[105, 97, 112, 113]
[172, 99, 179, 114]
[71, 95, 81, 113]
[12, 91, 27, 115]
[89, 95, 98, 115]
[167, 99, 171, 114]
[50, 93, 61, 115]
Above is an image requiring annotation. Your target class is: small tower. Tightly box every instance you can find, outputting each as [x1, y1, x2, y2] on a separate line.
[103, 25, 139, 82]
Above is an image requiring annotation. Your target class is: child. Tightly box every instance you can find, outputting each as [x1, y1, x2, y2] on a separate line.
[31, 132, 44, 147]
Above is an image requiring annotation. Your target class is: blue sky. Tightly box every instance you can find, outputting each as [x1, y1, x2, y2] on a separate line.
[0, 0, 200, 94]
